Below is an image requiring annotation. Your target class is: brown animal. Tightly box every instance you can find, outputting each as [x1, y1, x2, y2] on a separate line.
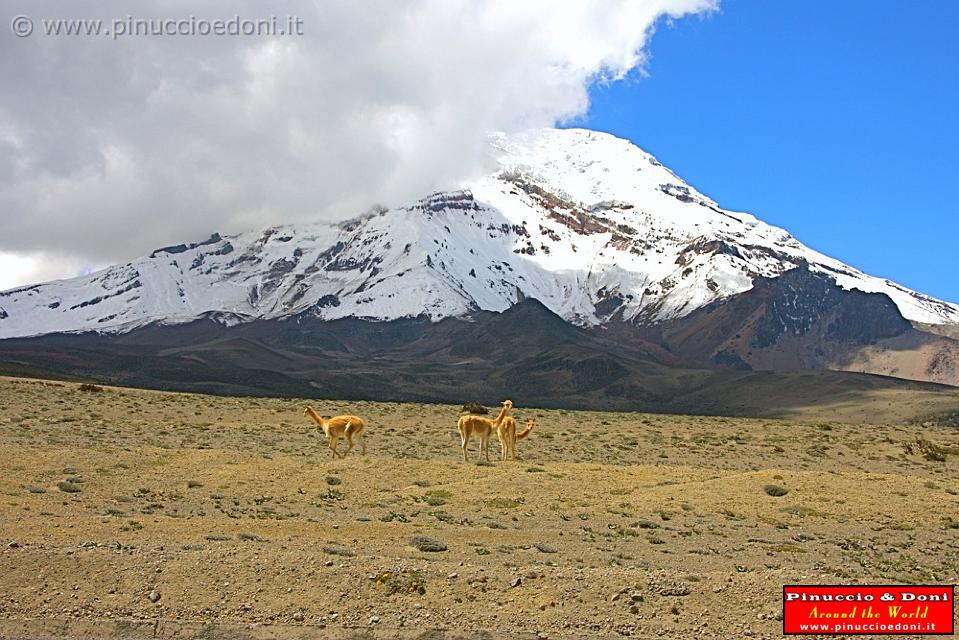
[304, 406, 366, 458]
[458, 400, 512, 462]
[497, 417, 535, 461]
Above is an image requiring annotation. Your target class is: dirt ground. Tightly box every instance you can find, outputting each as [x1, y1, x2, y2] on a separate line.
[0, 376, 957, 639]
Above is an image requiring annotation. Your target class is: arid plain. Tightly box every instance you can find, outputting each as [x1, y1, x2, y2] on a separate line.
[1, 376, 958, 639]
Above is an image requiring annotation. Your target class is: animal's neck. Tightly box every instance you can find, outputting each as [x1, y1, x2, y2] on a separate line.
[307, 407, 326, 426]
[493, 405, 509, 425]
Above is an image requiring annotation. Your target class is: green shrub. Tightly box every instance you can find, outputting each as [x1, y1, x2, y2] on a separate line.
[764, 484, 789, 497]
[410, 535, 447, 552]
[57, 481, 81, 493]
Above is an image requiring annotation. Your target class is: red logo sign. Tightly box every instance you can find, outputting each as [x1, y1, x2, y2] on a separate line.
[783, 585, 955, 635]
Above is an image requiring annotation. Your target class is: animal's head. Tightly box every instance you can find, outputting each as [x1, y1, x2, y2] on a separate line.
[526, 418, 535, 427]
[502, 399, 513, 410]
[303, 406, 311, 416]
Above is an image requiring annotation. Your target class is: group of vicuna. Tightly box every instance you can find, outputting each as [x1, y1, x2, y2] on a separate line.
[302, 400, 534, 462]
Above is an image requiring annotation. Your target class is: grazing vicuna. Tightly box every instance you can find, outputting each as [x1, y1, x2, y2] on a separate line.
[304, 406, 366, 458]
[497, 417, 535, 461]
[458, 400, 512, 462]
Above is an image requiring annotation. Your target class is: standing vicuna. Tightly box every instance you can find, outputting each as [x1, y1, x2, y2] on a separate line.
[458, 400, 512, 462]
[304, 406, 366, 458]
[497, 417, 535, 461]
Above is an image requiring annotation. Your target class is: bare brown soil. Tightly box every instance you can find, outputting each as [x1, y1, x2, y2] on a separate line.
[0, 377, 957, 639]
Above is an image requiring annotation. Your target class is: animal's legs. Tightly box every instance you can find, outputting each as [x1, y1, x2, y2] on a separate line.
[344, 422, 355, 456]
[329, 434, 341, 458]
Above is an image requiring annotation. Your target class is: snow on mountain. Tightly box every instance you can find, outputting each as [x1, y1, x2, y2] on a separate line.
[1, 128, 957, 339]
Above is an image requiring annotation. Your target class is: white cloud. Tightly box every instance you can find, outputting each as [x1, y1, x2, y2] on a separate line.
[0, 0, 716, 289]
[0, 251, 99, 291]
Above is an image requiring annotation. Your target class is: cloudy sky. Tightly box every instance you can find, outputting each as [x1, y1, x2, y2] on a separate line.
[0, 0, 715, 289]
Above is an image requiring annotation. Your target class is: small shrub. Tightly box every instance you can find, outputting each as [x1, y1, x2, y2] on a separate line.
[322, 488, 344, 502]
[78, 383, 104, 392]
[460, 402, 488, 415]
[373, 570, 427, 595]
[187, 480, 203, 489]
[534, 542, 558, 554]
[57, 481, 81, 493]
[410, 535, 447, 552]
[918, 440, 948, 462]
[764, 484, 789, 497]
[380, 511, 409, 523]
[325, 475, 342, 486]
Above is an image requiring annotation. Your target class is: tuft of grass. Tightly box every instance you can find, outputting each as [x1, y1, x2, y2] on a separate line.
[764, 484, 789, 497]
[57, 481, 82, 493]
[323, 545, 355, 557]
[485, 496, 525, 509]
[780, 505, 825, 518]
[460, 402, 488, 415]
[771, 543, 806, 553]
[205, 534, 231, 541]
[534, 542, 558, 554]
[78, 383, 104, 393]
[325, 475, 342, 486]
[238, 532, 265, 541]
[424, 489, 451, 506]
[410, 535, 447, 552]
[186, 480, 203, 489]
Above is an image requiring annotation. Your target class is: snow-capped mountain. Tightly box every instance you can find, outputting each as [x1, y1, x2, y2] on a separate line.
[1, 128, 958, 341]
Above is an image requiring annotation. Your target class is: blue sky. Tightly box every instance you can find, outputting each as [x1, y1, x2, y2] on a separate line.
[577, 0, 959, 303]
